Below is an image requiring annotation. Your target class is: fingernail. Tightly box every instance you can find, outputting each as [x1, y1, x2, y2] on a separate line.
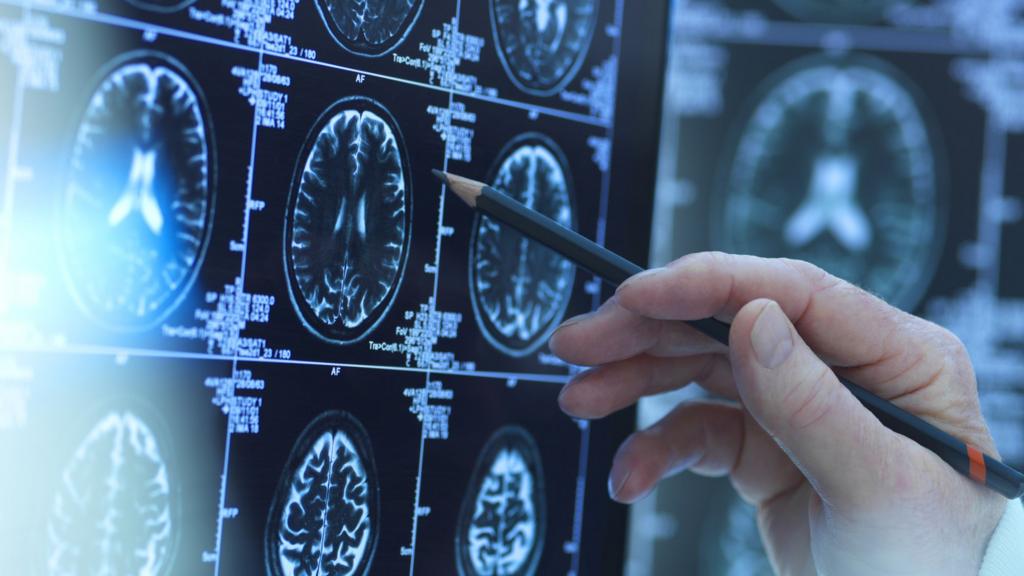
[608, 464, 632, 500]
[616, 267, 665, 294]
[750, 302, 793, 369]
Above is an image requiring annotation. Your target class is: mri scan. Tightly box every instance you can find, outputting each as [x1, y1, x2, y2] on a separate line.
[285, 96, 412, 345]
[715, 54, 945, 312]
[470, 133, 576, 357]
[61, 52, 214, 330]
[456, 426, 546, 576]
[48, 410, 176, 576]
[265, 411, 379, 576]
[490, 0, 599, 95]
[314, 0, 425, 56]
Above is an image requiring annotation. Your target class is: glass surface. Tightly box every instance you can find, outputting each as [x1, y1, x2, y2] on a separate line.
[0, 0, 663, 572]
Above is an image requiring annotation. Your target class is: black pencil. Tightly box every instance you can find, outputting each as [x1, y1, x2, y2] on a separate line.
[433, 168, 1024, 500]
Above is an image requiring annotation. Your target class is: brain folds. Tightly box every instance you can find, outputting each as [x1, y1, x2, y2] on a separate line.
[287, 97, 411, 344]
[48, 410, 175, 576]
[471, 134, 575, 356]
[317, 0, 423, 55]
[457, 426, 546, 576]
[266, 411, 379, 576]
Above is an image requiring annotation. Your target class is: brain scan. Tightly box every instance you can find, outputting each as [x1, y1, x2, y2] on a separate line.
[456, 426, 546, 576]
[470, 134, 576, 357]
[48, 411, 176, 576]
[61, 52, 214, 330]
[715, 54, 945, 311]
[490, 0, 599, 95]
[265, 411, 379, 576]
[314, 0, 424, 56]
[285, 97, 412, 345]
[769, 0, 903, 23]
[698, 494, 771, 576]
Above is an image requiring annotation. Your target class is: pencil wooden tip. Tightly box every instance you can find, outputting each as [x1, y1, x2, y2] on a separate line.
[435, 170, 484, 208]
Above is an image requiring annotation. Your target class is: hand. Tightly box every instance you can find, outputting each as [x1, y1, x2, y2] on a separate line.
[549, 252, 1005, 576]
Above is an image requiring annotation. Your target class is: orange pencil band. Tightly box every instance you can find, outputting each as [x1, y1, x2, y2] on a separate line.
[435, 168, 1024, 500]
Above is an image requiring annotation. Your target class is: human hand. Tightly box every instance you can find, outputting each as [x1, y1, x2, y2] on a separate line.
[549, 252, 1005, 575]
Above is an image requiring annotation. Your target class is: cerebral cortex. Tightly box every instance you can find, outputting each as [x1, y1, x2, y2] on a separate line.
[472, 136, 575, 356]
[491, 0, 598, 94]
[288, 99, 410, 343]
[48, 411, 175, 576]
[317, 0, 423, 54]
[457, 426, 545, 576]
[267, 412, 377, 576]
[63, 55, 212, 329]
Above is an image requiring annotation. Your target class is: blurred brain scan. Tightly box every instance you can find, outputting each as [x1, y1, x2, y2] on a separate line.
[490, 0, 599, 95]
[48, 410, 176, 576]
[265, 411, 379, 576]
[314, 0, 424, 55]
[285, 96, 412, 345]
[769, 0, 903, 23]
[61, 52, 214, 330]
[715, 54, 945, 311]
[470, 133, 576, 357]
[698, 494, 772, 576]
[456, 426, 546, 576]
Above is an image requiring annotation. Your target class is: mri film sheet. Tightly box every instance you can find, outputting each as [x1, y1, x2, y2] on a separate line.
[0, 0, 646, 572]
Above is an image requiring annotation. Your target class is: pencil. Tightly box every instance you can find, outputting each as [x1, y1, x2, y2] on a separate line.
[433, 168, 1024, 500]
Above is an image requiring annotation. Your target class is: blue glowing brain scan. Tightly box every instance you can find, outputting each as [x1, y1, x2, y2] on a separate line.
[490, 0, 599, 95]
[285, 97, 412, 345]
[265, 411, 379, 576]
[314, 0, 424, 55]
[470, 133, 576, 357]
[715, 54, 944, 312]
[48, 411, 176, 575]
[61, 52, 214, 330]
[456, 426, 546, 576]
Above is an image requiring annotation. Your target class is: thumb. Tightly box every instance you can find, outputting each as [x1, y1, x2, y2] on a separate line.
[730, 299, 905, 509]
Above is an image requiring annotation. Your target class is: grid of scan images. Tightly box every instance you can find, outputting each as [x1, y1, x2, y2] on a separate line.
[0, 0, 644, 573]
[632, 0, 1024, 574]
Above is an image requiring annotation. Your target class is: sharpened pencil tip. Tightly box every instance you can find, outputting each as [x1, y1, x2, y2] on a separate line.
[431, 169, 449, 186]
[438, 171, 485, 208]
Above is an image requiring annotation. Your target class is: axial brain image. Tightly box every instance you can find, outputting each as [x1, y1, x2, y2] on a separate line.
[62, 53, 213, 330]
[716, 55, 942, 311]
[315, 0, 424, 55]
[490, 0, 599, 95]
[266, 411, 378, 576]
[48, 411, 175, 576]
[286, 97, 411, 344]
[471, 134, 575, 356]
[456, 426, 546, 576]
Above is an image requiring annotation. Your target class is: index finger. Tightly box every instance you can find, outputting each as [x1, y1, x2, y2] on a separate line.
[615, 252, 931, 371]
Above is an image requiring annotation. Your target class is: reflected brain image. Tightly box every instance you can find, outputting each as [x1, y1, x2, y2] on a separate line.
[61, 52, 214, 330]
[470, 134, 575, 357]
[456, 426, 546, 576]
[490, 0, 599, 95]
[315, 0, 424, 55]
[265, 411, 379, 576]
[715, 54, 944, 312]
[285, 97, 412, 344]
[48, 411, 176, 576]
